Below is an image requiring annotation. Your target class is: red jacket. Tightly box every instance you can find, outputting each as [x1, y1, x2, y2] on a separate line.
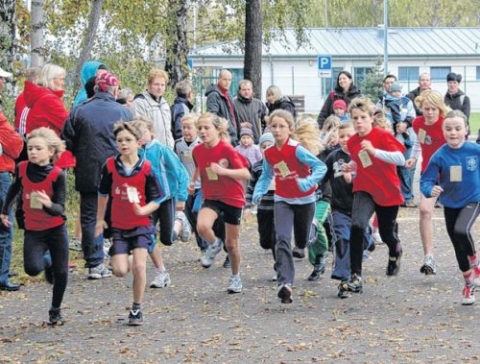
[23, 81, 75, 168]
[0, 108, 23, 172]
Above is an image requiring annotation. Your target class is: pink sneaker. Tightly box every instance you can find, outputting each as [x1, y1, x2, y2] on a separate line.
[462, 285, 475, 305]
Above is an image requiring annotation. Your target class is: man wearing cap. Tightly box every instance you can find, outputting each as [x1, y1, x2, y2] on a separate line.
[444, 72, 471, 124]
[232, 79, 267, 144]
[62, 72, 133, 279]
[0, 67, 24, 291]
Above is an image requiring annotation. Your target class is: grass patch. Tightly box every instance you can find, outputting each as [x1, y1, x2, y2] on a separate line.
[469, 113, 480, 135]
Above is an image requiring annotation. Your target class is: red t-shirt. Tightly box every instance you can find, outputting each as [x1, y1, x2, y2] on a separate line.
[347, 127, 405, 206]
[193, 140, 249, 208]
[412, 116, 445, 172]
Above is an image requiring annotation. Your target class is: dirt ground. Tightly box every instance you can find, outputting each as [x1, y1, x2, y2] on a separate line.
[1, 204, 480, 364]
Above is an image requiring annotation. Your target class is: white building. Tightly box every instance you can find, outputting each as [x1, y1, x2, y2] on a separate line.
[189, 27, 480, 113]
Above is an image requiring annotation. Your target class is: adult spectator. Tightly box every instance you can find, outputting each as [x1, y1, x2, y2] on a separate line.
[0, 67, 24, 291]
[15, 66, 41, 136]
[317, 70, 361, 128]
[376, 82, 417, 207]
[62, 72, 133, 279]
[171, 79, 194, 140]
[265, 85, 297, 122]
[131, 69, 174, 148]
[73, 60, 107, 107]
[23, 64, 75, 169]
[444, 72, 471, 125]
[205, 69, 239, 145]
[233, 79, 267, 144]
[407, 72, 431, 116]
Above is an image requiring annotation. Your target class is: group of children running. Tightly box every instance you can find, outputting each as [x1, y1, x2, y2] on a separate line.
[3, 87, 480, 327]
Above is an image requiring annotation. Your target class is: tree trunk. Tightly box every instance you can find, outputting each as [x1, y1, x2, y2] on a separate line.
[0, 0, 16, 70]
[30, 0, 45, 67]
[164, 0, 189, 87]
[72, 0, 105, 93]
[244, 0, 262, 99]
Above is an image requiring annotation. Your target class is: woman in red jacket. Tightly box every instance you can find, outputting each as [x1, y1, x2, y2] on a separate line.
[23, 64, 75, 169]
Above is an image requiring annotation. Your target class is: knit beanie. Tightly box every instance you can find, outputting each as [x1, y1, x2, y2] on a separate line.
[259, 132, 274, 146]
[390, 82, 402, 92]
[240, 127, 254, 138]
[333, 99, 347, 111]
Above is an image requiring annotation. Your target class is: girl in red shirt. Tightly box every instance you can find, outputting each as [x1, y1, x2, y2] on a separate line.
[340, 97, 406, 297]
[189, 113, 250, 294]
[406, 90, 448, 276]
[1, 128, 68, 325]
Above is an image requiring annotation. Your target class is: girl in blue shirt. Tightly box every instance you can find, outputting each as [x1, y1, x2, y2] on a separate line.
[420, 110, 480, 306]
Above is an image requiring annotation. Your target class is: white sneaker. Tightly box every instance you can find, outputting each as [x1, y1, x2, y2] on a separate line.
[462, 284, 475, 305]
[150, 271, 171, 288]
[420, 255, 437, 275]
[88, 263, 112, 279]
[69, 237, 82, 251]
[175, 212, 191, 242]
[200, 239, 223, 268]
[227, 275, 242, 293]
[103, 238, 112, 257]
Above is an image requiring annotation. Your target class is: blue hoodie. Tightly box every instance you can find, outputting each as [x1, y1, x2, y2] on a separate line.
[73, 60, 106, 107]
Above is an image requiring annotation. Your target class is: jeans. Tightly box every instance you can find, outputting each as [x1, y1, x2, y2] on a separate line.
[398, 147, 416, 202]
[80, 192, 104, 268]
[0, 172, 13, 284]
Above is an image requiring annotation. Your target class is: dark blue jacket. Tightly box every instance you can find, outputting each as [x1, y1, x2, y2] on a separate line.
[61, 92, 133, 192]
[171, 96, 193, 139]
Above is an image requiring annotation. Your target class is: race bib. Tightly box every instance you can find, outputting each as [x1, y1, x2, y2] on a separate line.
[450, 165, 462, 182]
[275, 161, 291, 178]
[206, 167, 218, 181]
[127, 186, 140, 203]
[417, 129, 427, 143]
[30, 192, 43, 209]
[358, 150, 372, 168]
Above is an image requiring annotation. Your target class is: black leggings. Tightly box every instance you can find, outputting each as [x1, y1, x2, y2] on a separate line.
[350, 191, 400, 276]
[24, 224, 69, 309]
[444, 203, 480, 272]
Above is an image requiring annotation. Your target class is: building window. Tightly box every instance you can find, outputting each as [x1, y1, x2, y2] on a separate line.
[430, 66, 451, 81]
[398, 67, 419, 81]
[354, 67, 373, 86]
[477, 66, 480, 81]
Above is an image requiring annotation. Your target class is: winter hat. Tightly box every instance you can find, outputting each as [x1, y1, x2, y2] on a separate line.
[95, 72, 119, 92]
[240, 127, 254, 138]
[390, 82, 402, 92]
[446, 72, 462, 83]
[333, 99, 347, 111]
[0, 67, 12, 78]
[259, 132, 274, 146]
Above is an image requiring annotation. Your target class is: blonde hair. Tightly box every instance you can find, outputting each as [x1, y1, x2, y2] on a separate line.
[27, 127, 65, 162]
[266, 85, 282, 102]
[373, 109, 392, 131]
[148, 68, 169, 85]
[414, 90, 449, 117]
[294, 122, 322, 155]
[38, 64, 66, 90]
[348, 97, 375, 116]
[218, 117, 231, 142]
[181, 113, 199, 126]
[268, 109, 295, 130]
[444, 110, 468, 128]
[319, 115, 341, 149]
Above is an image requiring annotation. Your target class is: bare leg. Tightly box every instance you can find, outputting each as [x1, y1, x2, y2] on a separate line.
[225, 223, 241, 276]
[196, 208, 219, 244]
[131, 248, 148, 305]
[419, 195, 436, 256]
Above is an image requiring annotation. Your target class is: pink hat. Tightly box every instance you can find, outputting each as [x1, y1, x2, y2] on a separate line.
[95, 72, 119, 92]
[333, 99, 347, 111]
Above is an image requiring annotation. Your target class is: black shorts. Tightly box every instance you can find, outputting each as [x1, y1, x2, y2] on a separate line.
[201, 199, 243, 226]
[109, 226, 155, 255]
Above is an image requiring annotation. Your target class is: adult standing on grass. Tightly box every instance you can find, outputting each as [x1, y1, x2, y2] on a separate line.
[0, 67, 24, 292]
[62, 72, 133, 280]
[407, 72, 431, 116]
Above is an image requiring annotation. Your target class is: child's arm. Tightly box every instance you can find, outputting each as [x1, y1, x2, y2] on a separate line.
[295, 145, 327, 192]
[210, 163, 250, 180]
[420, 157, 443, 198]
[134, 173, 162, 216]
[361, 140, 405, 166]
[37, 170, 66, 216]
[95, 164, 112, 236]
[163, 147, 189, 203]
[253, 159, 274, 204]
[188, 167, 200, 195]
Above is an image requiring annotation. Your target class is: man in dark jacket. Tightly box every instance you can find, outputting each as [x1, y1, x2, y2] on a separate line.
[233, 79, 267, 144]
[406, 72, 431, 116]
[171, 79, 194, 140]
[62, 72, 133, 279]
[205, 69, 239, 145]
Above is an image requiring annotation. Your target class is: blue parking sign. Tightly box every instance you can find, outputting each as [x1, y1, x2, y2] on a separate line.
[317, 55, 332, 77]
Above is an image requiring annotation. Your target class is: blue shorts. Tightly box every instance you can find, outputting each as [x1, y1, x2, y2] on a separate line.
[110, 226, 155, 255]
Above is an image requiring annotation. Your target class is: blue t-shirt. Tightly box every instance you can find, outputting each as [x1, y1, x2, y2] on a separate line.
[420, 141, 480, 208]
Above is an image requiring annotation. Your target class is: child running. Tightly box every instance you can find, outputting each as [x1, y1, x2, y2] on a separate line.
[132, 117, 189, 289]
[95, 121, 163, 326]
[420, 110, 480, 305]
[406, 90, 448, 275]
[339, 97, 406, 298]
[253, 109, 326, 303]
[189, 112, 250, 293]
[1, 127, 68, 325]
